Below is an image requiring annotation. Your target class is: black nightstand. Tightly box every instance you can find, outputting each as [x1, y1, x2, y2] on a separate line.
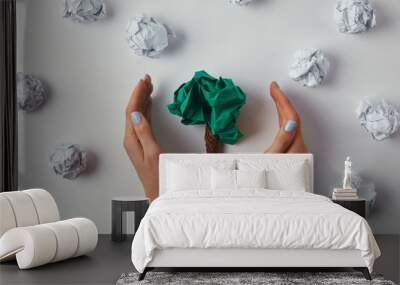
[332, 199, 367, 218]
[111, 196, 149, 242]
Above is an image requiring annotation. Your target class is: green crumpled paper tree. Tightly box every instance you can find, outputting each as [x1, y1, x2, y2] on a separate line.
[167, 70, 246, 152]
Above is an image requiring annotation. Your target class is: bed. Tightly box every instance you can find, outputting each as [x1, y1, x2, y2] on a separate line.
[131, 154, 380, 280]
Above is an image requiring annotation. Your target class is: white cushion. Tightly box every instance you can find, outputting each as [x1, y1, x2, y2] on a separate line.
[166, 160, 235, 192]
[42, 221, 78, 262]
[237, 169, 267, 189]
[0, 192, 39, 227]
[0, 218, 97, 269]
[0, 196, 16, 237]
[24, 189, 60, 224]
[0, 189, 59, 233]
[237, 159, 308, 191]
[211, 168, 236, 190]
[0, 226, 57, 269]
[64, 218, 98, 257]
[211, 169, 267, 190]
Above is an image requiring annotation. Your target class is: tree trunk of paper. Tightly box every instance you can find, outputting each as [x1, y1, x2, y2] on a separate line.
[205, 126, 222, 153]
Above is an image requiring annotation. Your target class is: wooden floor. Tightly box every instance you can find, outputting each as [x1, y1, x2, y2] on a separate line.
[0, 235, 398, 285]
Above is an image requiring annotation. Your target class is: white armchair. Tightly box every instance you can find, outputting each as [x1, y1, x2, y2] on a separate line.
[0, 189, 97, 269]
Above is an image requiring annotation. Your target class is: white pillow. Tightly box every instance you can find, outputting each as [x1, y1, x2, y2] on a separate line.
[237, 159, 308, 191]
[211, 169, 267, 190]
[167, 160, 235, 191]
[211, 169, 236, 190]
[237, 169, 267, 189]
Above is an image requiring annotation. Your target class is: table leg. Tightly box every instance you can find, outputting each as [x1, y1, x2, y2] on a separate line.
[112, 201, 124, 242]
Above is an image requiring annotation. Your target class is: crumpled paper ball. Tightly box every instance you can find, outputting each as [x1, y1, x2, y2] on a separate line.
[49, 144, 87, 179]
[17, 72, 47, 112]
[126, 15, 175, 58]
[63, 0, 106, 23]
[229, 0, 254, 6]
[352, 173, 377, 210]
[356, 98, 400, 141]
[288, 48, 330, 87]
[335, 0, 376, 34]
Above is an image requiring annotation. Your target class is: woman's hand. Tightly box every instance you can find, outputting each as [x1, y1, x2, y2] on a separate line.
[123, 76, 308, 202]
[265, 82, 308, 153]
[123, 75, 162, 202]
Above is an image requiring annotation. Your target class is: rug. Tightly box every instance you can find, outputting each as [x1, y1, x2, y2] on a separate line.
[116, 272, 396, 285]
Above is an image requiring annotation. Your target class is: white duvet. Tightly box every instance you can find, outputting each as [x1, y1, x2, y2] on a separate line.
[131, 190, 380, 273]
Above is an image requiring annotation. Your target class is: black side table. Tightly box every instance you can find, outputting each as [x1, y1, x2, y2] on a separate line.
[112, 196, 149, 242]
[332, 199, 367, 218]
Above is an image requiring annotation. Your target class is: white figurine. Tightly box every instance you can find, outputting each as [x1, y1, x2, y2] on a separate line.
[343, 156, 353, 189]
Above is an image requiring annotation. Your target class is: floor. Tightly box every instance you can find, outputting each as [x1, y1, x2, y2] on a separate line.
[0, 235, 133, 285]
[0, 235, 398, 285]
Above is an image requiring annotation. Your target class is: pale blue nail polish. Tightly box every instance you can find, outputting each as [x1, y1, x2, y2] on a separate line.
[284, 120, 297, 132]
[131, 112, 141, 124]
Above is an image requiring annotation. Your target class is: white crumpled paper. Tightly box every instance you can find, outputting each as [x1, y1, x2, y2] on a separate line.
[17, 72, 47, 112]
[352, 173, 376, 211]
[334, 0, 376, 34]
[356, 98, 400, 141]
[126, 15, 175, 58]
[229, 0, 254, 6]
[63, 0, 106, 23]
[49, 144, 87, 179]
[288, 48, 330, 87]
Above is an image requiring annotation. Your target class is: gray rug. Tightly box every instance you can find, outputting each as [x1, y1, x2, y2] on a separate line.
[116, 272, 396, 285]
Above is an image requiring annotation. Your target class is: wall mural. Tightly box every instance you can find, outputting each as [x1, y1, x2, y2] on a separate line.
[20, 0, 397, 202]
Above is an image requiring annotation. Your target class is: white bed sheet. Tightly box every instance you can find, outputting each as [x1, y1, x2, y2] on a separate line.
[131, 190, 380, 273]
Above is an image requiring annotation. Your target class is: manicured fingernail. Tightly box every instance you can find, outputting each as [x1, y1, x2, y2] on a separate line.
[284, 120, 297, 132]
[274, 82, 280, 89]
[131, 112, 141, 124]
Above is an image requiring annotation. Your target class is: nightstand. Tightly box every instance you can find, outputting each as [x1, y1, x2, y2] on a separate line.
[111, 196, 149, 242]
[332, 199, 367, 218]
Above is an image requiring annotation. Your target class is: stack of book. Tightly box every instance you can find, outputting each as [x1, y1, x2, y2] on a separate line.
[332, 188, 359, 200]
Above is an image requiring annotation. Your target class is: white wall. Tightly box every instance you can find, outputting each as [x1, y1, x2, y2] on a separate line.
[17, 0, 400, 234]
